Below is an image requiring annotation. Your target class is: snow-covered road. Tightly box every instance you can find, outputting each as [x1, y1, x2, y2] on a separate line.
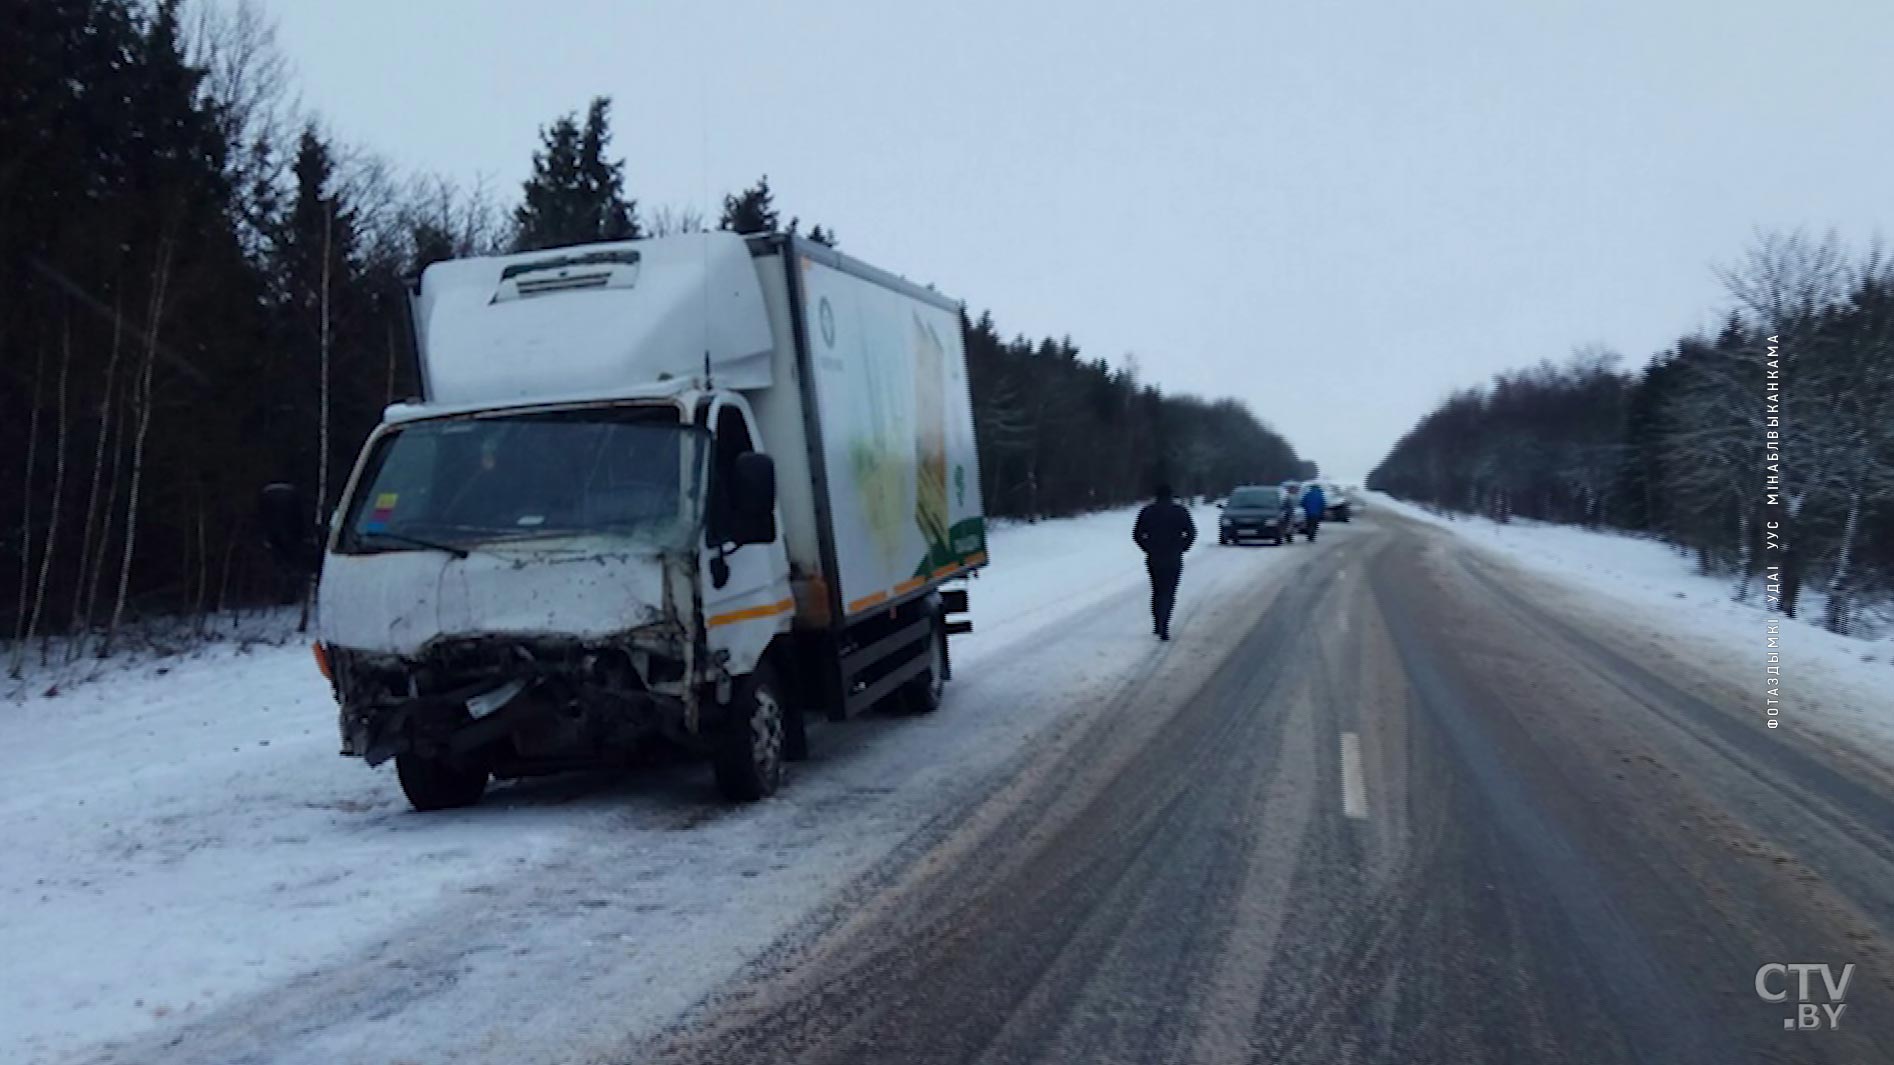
[5, 504, 1307, 1065]
[1368, 493, 1894, 767]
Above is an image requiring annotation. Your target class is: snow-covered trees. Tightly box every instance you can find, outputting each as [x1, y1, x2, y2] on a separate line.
[964, 315, 1304, 518]
[1371, 355, 1631, 527]
[1371, 234, 1894, 634]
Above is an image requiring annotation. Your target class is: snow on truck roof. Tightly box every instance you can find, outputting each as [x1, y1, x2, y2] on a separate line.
[413, 232, 777, 408]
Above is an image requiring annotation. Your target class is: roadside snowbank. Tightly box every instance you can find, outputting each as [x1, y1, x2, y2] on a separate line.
[1368, 492, 1894, 766]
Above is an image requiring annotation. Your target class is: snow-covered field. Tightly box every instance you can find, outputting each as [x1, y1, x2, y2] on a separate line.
[3, 504, 1303, 1065]
[1369, 492, 1894, 767]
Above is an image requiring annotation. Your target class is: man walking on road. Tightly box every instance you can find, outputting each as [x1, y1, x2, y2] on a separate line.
[1299, 481, 1327, 542]
[1133, 483, 1196, 641]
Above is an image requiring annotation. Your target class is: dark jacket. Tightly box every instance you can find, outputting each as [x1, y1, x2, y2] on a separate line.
[1134, 499, 1197, 564]
[1299, 485, 1327, 518]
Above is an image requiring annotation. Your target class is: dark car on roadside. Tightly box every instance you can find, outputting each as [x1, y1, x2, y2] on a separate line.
[1218, 485, 1298, 545]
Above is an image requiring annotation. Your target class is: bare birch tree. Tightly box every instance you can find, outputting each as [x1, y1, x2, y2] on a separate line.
[69, 292, 124, 655]
[1717, 231, 1851, 618]
[10, 345, 44, 678]
[27, 320, 73, 662]
[107, 234, 176, 653]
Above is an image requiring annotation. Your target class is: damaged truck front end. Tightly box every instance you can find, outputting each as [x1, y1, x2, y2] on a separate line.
[312, 399, 720, 809]
[327, 565, 704, 774]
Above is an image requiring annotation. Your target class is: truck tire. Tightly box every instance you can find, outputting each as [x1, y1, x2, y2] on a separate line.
[714, 663, 786, 801]
[395, 752, 489, 811]
[901, 617, 947, 715]
[783, 701, 810, 763]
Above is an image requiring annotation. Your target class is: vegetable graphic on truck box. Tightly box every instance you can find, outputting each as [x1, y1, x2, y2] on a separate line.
[797, 253, 986, 620]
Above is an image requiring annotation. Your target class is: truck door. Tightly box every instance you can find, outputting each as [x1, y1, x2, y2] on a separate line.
[701, 397, 794, 676]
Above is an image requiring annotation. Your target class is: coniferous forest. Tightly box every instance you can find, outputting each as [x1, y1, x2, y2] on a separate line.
[1369, 233, 1894, 634]
[1, 0, 1303, 666]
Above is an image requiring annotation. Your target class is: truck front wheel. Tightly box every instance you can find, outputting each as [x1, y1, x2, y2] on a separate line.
[714, 664, 786, 801]
[395, 752, 489, 811]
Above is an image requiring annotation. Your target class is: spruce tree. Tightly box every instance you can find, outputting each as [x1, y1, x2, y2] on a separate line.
[514, 96, 639, 251]
[719, 175, 780, 235]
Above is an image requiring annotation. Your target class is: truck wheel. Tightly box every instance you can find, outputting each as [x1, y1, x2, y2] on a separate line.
[714, 663, 786, 801]
[783, 701, 810, 763]
[901, 618, 947, 715]
[395, 753, 488, 811]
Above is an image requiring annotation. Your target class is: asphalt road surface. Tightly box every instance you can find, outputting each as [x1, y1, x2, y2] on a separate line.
[639, 508, 1894, 1065]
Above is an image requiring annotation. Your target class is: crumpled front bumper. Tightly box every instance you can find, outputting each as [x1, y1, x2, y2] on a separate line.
[328, 629, 698, 765]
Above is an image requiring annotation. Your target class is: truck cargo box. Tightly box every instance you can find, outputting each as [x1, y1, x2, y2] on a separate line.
[744, 236, 987, 629]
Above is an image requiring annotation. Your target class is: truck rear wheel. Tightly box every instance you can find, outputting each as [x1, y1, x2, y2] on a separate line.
[395, 752, 489, 811]
[714, 663, 786, 801]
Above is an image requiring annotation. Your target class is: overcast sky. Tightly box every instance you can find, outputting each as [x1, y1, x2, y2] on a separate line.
[257, 0, 1893, 481]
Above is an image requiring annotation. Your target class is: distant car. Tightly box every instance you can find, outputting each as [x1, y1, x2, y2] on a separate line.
[1324, 482, 1352, 522]
[1219, 485, 1298, 545]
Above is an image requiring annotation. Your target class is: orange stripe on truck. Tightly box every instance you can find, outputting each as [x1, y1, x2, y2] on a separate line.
[707, 597, 795, 628]
[848, 590, 889, 613]
[895, 577, 926, 594]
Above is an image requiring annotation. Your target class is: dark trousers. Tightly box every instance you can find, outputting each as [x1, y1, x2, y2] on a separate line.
[1304, 513, 1321, 541]
[1147, 557, 1182, 635]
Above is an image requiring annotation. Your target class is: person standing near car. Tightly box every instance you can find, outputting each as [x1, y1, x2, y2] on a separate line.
[1133, 482, 1197, 640]
[1299, 481, 1327, 542]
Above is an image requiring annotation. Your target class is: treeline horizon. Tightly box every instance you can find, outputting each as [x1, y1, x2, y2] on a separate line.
[1368, 232, 1894, 636]
[1, 0, 1302, 672]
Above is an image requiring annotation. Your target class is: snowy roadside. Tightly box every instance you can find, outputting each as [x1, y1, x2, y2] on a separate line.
[1367, 492, 1894, 767]
[3, 503, 1293, 1065]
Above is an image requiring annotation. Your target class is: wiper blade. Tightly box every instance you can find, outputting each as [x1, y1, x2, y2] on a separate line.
[359, 530, 469, 559]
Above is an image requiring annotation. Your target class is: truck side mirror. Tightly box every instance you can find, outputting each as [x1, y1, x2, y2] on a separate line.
[259, 482, 321, 576]
[731, 452, 777, 546]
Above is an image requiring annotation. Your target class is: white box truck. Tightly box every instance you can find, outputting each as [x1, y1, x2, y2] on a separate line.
[262, 232, 987, 809]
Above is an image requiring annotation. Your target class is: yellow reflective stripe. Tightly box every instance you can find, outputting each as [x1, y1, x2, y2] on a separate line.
[851, 554, 991, 615]
[707, 597, 795, 628]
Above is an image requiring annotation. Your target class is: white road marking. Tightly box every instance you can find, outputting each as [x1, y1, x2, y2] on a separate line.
[1340, 732, 1369, 820]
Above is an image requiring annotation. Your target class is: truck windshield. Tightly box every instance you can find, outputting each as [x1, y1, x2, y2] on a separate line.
[337, 408, 707, 555]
